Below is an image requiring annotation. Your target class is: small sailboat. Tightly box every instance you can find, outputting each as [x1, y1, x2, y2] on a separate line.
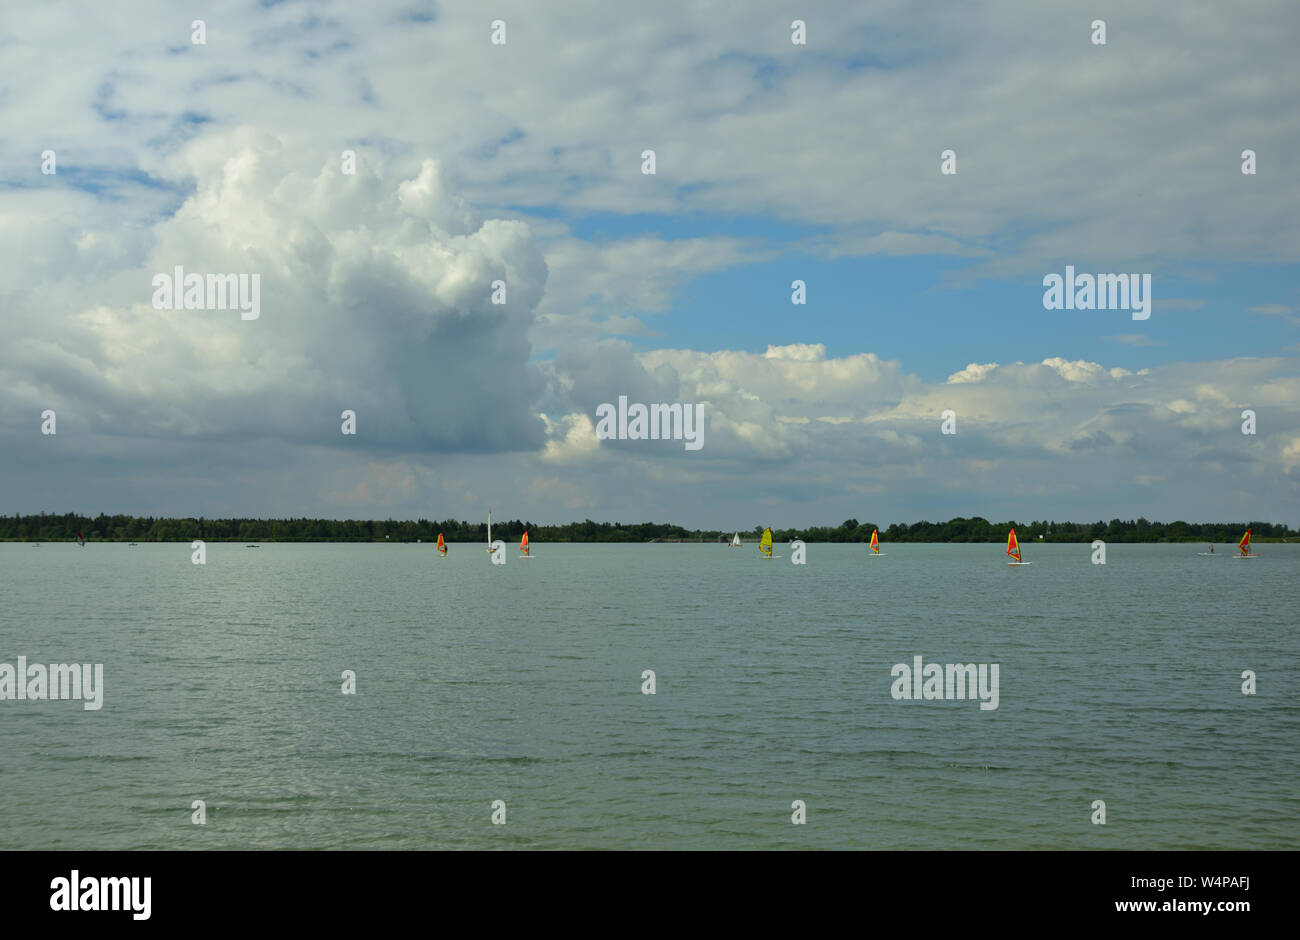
[730, 533, 742, 547]
[520, 530, 532, 559]
[437, 533, 447, 557]
[759, 527, 773, 559]
[1007, 527, 1031, 565]
[869, 528, 886, 557]
[1234, 528, 1260, 558]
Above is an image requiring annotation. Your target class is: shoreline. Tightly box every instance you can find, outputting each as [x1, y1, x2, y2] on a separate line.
[6, 537, 1295, 545]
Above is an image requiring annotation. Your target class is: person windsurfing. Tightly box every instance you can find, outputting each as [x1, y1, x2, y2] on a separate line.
[1209, 544, 1214, 554]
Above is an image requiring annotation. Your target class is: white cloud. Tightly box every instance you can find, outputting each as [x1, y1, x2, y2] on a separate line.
[531, 233, 768, 351]
[3, 130, 549, 455]
[540, 412, 600, 465]
[1156, 299, 1207, 311]
[1107, 333, 1164, 347]
[1283, 437, 1300, 473]
[1247, 304, 1298, 324]
[531, 347, 1300, 523]
[947, 362, 998, 384]
[4, 0, 1296, 283]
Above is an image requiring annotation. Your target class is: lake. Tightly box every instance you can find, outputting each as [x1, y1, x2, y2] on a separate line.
[1, 541, 1295, 849]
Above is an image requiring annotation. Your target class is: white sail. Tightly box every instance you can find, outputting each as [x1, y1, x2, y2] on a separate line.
[731, 533, 742, 547]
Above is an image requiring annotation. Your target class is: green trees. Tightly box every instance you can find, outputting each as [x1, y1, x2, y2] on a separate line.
[0, 513, 1294, 542]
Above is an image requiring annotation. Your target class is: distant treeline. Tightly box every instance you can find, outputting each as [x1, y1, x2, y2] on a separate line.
[1, 513, 1294, 543]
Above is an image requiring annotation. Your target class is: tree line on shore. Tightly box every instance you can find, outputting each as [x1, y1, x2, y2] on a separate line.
[1, 513, 1294, 543]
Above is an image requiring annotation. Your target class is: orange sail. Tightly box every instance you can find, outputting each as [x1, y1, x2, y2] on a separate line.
[870, 529, 880, 553]
[1237, 528, 1252, 556]
[520, 530, 530, 556]
[437, 533, 446, 555]
[1006, 528, 1021, 562]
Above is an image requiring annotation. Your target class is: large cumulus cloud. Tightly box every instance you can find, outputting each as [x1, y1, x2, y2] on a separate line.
[3, 130, 548, 457]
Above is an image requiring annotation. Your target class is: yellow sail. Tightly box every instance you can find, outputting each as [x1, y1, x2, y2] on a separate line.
[1006, 528, 1021, 562]
[437, 532, 446, 556]
[870, 529, 880, 553]
[759, 527, 773, 557]
[520, 530, 530, 557]
[1237, 528, 1252, 556]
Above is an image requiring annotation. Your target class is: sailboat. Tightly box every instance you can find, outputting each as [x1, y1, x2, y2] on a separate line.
[730, 533, 742, 547]
[759, 527, 773, 559]
[485, 510, 495, 553]
[1234, 528, 1260, 558]
[437, 533, 447, 557]
[520, 530, 533, 559]
[1006, 527, 1031, 565]
[869, 528, 885, 557]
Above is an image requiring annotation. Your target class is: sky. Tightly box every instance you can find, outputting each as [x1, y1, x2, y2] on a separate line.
[1, 0, 1298, 528]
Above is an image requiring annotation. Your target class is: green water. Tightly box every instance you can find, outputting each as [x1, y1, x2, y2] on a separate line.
[1, 542, 1296, 849]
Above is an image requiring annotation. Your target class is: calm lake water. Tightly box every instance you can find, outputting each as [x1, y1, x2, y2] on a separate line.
[1, 541, 1296, 850]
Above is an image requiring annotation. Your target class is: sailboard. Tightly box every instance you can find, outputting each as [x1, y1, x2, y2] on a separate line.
[1007, 527, 1031, 565]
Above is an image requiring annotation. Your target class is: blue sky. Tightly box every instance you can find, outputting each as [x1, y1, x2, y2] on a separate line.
[1, 0, 1297, 527]
[657, 255, 1298, 379]
[529, 206, 1298, 379]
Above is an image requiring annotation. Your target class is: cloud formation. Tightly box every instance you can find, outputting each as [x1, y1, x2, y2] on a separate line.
[5, 132, 548, 459]
[1, 1, 1297, 525]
